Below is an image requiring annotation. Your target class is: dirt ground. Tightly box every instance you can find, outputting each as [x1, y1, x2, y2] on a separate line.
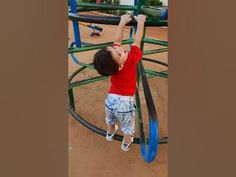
[68, 12, 168, 177]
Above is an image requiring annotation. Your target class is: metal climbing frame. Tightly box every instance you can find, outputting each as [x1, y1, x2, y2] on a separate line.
[68, 0, 168, 163]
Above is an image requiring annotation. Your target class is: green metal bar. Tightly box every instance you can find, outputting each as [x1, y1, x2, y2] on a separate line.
[79, 39, 133, 48]
[69, 5, 102, 12]
[146, 73, 157, 79]
[76, 2, 137, 11]
[137, 25, 146, 83]
[76, 61, 94, 69]
[68, 65, 88, 83]
[142, 57, 168, 67]
[135, 22, 146, 146]
[141, 6, 165, 18]
[145, 69, 168, 78]
[143, 37, 168, 46]
[69, 76, 107, 89]
[135, 90, 143, 144]
[137, 0, 144, 11]
[146, 72, 167, 79]
[161, 70, 168, 73]
[77, 7, 138, 12]
[68, 51, 87, 110]
[147, 74, 167, 79]
[68, 39, 133, 53]
[143, 48, 168, 55]
[68, 89, 75, 109]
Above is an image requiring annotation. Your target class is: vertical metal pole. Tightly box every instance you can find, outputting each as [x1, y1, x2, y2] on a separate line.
[68, 89, 75, 109]
[70, 0, 81, 48]
[134, 0, 138, 16]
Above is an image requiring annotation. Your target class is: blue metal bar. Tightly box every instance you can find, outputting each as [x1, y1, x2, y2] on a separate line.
[139, 77, 159, 161]
[69, 42, 79, 64]
[70, 0, 82, 48]
[134, 0, 138, 16]
[140, 119, 158, 162]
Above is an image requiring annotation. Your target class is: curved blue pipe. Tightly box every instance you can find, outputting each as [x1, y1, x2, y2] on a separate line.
[69, 42, 79, 64]
[140, 119, 159, 162]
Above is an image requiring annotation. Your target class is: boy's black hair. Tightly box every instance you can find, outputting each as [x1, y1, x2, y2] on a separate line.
[93, 48, 119, 76]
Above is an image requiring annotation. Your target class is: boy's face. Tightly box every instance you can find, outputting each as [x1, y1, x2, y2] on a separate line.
[107, 46, 128, 70]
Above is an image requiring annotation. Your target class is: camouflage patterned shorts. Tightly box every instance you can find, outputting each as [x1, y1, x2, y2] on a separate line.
[105, 94, 136, 135]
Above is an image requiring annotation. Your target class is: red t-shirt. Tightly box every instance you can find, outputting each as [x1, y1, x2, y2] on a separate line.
[109, 45, 143, 96]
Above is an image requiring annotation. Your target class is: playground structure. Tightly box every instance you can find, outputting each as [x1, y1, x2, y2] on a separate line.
[79, 22, 103, 36]
[68, 0, 168, 163]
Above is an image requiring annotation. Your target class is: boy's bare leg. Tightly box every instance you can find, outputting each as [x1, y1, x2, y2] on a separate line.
[123, 134, 133, 144]
[107, 124, 115, 133]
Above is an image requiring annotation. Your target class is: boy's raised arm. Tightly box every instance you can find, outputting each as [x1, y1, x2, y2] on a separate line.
[113, 14, 132, 46]
[133, 15, 146, 48]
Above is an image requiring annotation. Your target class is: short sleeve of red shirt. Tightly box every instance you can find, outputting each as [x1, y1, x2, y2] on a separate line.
[129, 45, 143, 63]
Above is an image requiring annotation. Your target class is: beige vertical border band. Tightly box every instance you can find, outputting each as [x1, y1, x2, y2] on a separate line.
[169, 0, 236, 177]
[0, 1, 68, 177]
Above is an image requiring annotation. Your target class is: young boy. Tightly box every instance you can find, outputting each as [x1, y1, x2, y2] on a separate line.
[93, 14, 146, 151]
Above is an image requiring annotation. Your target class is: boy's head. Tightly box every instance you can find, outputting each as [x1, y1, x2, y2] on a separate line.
[93, 45, 128, 76]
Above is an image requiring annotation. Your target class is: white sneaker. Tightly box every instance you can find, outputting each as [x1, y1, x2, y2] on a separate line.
[105, 125, 118, 141]
[121, 136, 134, 152]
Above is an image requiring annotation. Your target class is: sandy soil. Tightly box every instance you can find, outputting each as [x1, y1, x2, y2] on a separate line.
[68, 12, 168, 177]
